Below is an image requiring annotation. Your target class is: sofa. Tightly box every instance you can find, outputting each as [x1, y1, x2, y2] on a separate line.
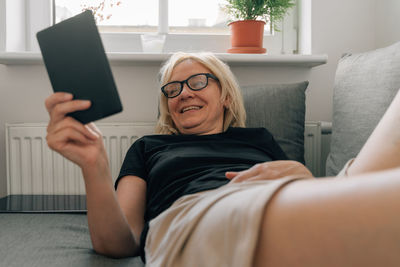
[1, 41, 399, 267]
[0, 81, 307, 267]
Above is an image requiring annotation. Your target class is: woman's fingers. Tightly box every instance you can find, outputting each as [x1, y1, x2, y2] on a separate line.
[227, 166, 259, 183]
[45, 92, 92, 127]
[225, 171, 239, 179]
[49, 117, 99, 141]
[49, 99, 91, 125]
[45, 92, 73, 113]
[44, 93, 105, 167]
[86, 122, 102, 136]
[47, 126, 95, 152]
[84, 124, 100, 140]
[227, 161, 313, 184]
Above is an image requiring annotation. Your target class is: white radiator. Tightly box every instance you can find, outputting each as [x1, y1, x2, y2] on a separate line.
[6, 122, 156, 195]
[304, 121, 322, 176]
[6, 122, 326, 195]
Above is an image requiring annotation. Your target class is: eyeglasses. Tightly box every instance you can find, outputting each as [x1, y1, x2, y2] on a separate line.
[161, 73, 219, 98]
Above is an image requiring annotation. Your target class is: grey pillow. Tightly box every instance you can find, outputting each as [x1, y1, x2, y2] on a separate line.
[241, 81, 308, 163]
[326, 42, 400, 176]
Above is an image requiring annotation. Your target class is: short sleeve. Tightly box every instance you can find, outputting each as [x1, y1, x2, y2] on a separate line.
[114, 138, 147, 189]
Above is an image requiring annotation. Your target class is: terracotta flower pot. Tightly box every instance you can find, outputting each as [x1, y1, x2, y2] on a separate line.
[228, 20, 267, 54]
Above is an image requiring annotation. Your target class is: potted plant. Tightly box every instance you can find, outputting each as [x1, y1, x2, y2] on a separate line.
[225, 0, 295, 54]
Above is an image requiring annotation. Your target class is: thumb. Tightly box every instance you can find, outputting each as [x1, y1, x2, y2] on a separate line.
[225, 171, 239, 180]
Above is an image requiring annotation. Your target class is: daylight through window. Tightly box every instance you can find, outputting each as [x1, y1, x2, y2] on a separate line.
[54, 0, 272, 34]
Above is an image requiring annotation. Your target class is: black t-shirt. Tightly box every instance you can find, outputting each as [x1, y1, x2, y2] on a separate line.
[114, 127, 288, 260]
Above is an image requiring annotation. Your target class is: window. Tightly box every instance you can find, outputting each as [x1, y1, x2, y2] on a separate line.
[1, 0, 307, 54]
[54, 0, 273, 35]
[53, 0, 289, 53]
[168, 0, 230, 34]
[53, 0, 240, 52]
[54, 0, 233, 34]
[55, 0, 159, 33]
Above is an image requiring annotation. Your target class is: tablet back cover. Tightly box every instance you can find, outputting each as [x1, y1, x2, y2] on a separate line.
[37, 10, 122, 124]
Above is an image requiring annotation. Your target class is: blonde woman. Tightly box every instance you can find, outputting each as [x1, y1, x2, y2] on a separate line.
[45, 52, 400, 267]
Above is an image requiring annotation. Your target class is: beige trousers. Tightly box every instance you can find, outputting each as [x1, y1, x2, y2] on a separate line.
[144, 177, 306, 267]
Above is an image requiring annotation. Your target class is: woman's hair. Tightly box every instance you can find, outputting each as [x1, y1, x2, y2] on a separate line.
[155, 52, 246, 134]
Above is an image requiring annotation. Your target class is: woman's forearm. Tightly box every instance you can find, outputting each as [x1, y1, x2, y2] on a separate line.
[82, 163, 140, 258]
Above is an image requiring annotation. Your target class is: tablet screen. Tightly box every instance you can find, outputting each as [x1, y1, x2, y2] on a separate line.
[37, 10, 123, 124]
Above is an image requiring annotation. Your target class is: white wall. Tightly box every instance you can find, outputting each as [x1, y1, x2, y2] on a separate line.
[4, 0, 27, 51]
[306, 0, 377, 121]
[375, 0, 400, 48]
[1, 0, 400, 197]
[0, 0, 5, 51]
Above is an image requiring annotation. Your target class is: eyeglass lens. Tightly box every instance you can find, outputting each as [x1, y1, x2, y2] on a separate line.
[163, 74, 209, 98]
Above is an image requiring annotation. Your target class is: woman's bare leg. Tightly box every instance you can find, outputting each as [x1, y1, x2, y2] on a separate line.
[346, 89, 400, 175]
[253, 168, 400, 267]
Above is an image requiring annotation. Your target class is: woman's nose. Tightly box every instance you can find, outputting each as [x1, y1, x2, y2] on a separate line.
[179, 83, 194, 98]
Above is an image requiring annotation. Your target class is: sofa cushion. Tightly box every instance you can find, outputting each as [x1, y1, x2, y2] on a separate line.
[241, 81, 308, 164]
[326, 42, 400, 176]
[0, 213, 145, 267]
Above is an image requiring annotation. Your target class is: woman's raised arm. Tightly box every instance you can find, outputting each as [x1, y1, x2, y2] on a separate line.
[45, 92, 145, 257]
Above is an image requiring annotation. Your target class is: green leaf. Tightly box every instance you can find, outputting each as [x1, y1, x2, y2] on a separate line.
[225, 0, 295, 30]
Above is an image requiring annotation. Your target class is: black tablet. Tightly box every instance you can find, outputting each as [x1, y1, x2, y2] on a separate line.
[37, 10, 123, 124]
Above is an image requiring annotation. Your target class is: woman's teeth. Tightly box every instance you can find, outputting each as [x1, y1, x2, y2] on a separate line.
[182, 106, 201, 113]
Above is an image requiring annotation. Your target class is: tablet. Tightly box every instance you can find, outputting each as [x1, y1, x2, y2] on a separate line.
[37, 10, 123, 124]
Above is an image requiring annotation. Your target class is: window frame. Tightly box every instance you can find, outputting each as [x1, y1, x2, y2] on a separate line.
[1, 0, 309, 54]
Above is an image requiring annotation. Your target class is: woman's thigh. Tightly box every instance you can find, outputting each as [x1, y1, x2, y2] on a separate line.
[253, 167, 400, 267]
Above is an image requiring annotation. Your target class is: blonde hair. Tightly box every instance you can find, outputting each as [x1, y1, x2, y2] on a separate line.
[155, 52, 246, 134]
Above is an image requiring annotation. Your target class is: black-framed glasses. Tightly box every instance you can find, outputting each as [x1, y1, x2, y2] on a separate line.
[161, 73, 219, 98]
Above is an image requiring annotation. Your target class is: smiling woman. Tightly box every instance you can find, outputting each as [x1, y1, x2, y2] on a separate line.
[156, 52, 246, 135]
[165, 61, 227, 135]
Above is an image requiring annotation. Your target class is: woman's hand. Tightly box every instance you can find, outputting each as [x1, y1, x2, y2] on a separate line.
[226, 160, 314, 183]
[45, 92, 107, 170]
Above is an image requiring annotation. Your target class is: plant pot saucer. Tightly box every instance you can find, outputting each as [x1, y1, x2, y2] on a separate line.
[227, 46, 267, 54]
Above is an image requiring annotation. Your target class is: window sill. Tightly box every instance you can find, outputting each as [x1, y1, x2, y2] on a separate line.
[0, 52, 327, 68]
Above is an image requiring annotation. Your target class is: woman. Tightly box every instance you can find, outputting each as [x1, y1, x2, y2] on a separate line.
[45, 52, 400, 267]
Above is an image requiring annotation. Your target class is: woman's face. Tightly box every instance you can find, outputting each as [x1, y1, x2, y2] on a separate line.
[167, 60, 227, 135]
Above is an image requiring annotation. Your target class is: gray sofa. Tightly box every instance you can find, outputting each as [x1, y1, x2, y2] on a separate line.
[0, 79, 309, 267]
[1, 41, 399, 267]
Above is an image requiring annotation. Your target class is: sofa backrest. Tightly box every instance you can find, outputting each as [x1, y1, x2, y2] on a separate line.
[326, 42, 400, 176]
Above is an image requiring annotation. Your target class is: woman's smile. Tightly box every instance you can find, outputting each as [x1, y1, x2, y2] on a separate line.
[180, 105, 203, 113]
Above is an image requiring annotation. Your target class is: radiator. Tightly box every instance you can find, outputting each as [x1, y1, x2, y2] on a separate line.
[304, 121, 322, 176]
[6, 122, 156, 195]
[6, 122, 326, 195]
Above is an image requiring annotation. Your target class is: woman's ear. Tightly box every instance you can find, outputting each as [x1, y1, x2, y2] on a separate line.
[223, 96, 231, 109]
